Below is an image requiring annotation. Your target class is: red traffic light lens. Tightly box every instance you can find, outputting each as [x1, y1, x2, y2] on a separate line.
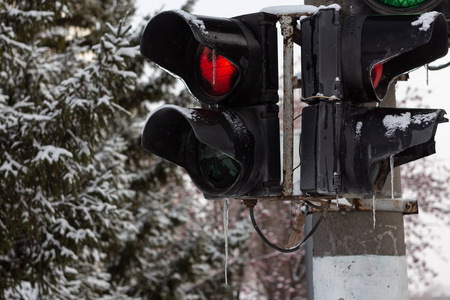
[197, 46, 239, 97]
[371, 62, 383, 89]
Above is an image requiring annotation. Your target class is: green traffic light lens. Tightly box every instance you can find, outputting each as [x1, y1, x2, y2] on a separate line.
[198, 143, 240, 189]
[375, 0, 429, 8]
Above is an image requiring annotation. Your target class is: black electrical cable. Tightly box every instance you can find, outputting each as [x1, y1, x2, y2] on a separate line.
[249, 199, 332, 253]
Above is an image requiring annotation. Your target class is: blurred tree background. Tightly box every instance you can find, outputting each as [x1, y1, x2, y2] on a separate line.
[1, 0, 449, 299]
[0, 0, 251, 298]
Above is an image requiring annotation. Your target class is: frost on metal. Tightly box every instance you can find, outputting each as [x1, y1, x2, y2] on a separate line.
[411, 112, 438, 124]
[260, 4, 341, 16]
[172, 9, 209, 36]
[355, 121, 363, 141]
[223, 111, 246, 135]
[260, 5, 319, 15]
[411, 11, 439, 31]
[382, 112, 438, 138]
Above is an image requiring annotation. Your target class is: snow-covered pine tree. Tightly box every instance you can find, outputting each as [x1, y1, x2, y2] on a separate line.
[0, 0, 139, 298]
[1, 0, 252, 299]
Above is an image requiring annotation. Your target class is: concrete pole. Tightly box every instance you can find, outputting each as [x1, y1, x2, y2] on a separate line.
[306, 211, 408, 299]
[303, 1, 409, 299]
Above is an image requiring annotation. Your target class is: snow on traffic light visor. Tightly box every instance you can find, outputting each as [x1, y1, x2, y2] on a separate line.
[341, 12, 448, 102]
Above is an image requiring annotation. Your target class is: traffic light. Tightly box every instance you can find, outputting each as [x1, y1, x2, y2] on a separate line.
[140, 10, 281, 199]
[301, 8, 448, 104]
[300, 8, 448, 196]
[300, 101, 447, 196]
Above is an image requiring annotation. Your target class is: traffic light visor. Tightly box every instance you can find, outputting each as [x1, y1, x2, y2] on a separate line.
[342, 12, 448, 102]
[141, 105, 260, 198]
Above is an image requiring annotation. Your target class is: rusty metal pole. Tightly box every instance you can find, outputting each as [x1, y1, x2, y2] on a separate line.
[280, 15, 295, 197]
[303, 1, 409, 299]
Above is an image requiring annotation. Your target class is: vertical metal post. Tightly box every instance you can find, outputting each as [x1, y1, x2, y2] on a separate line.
[280, 15, 295, 196]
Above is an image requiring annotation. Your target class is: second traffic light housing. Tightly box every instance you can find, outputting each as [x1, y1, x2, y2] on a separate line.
[300, 8, 448, 196]
[300, 101, 448, 196]
[301, 8, 448, 104]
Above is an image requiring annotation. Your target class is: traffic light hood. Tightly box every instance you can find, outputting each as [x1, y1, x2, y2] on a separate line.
[141, 10, 278, 106]
[141, 10, 247, 80]
[141, 104, 281, 199]
[301, 9, 449, 104]
[343, 12, 449, 101]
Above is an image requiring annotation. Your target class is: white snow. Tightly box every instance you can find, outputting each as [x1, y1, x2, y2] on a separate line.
[260, 4, 340, 15]
[4, 281, 39, 300]
[0, 152, 26, 177]
[8, 8, 54, 21]
[0, 33, 32, 51]
[260, 5, 319, 15]
[32, 145, 73, 163]
[64, 266, 79, 275]
[382, 112, 437, 138]
[411, 11, 439, 31]
[383, 112, 411, 138]
[172, 9, 209, 36]
[355, 121, 363, 141]
[412, 112, 438, 124]
[115, 46, 140, 58]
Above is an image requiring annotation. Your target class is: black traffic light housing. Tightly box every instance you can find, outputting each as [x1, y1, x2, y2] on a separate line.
[142, 105, 280, 199]
[141, 10, 278, 106]
[301, 8, 448, 104]
[140, 10, 281, 199]
[300, 8, 448, 196]
[300, 101, 448, 196]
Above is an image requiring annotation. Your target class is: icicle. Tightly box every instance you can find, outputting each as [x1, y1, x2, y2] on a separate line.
[335, 193, 339, 207]
[212, 49, 216, 85]
[372, 195, 376, 229]
[390, 155, 395, 199]
[426, 64, 429, 86]
[223, 198, 229, 285]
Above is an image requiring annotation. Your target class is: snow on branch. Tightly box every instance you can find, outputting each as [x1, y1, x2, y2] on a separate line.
[32, 145, 73, 163]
